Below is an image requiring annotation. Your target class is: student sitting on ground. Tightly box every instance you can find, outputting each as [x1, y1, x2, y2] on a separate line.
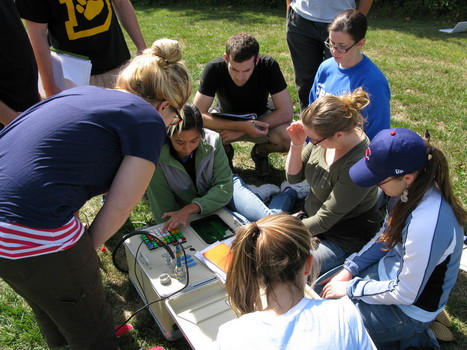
[286, 88, 383, 276]
[193, 32, 293, 177]
[215, 214, 376, 350]
[309, 9, 390, 140]
[147, 104, 305, 229]
[319, 127, 466, 349]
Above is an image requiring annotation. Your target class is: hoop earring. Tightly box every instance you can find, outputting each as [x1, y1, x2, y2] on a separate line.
[400, 189, 409, 203]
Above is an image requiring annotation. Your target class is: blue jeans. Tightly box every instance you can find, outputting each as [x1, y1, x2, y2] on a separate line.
[314, 263, 439, 349]
[314, 239, 350, 276]
[227, 174, 297, 222]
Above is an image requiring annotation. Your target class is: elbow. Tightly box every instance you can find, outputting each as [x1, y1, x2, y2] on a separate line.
[283, 110, 293, 123]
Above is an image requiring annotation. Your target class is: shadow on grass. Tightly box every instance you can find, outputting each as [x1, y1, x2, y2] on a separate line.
[136, 3, 467, 43]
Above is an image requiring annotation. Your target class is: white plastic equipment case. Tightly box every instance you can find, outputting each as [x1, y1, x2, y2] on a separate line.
[123, 208, 242, 346]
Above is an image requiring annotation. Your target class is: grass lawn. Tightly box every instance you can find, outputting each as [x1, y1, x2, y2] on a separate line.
[1, 4, 465, 350]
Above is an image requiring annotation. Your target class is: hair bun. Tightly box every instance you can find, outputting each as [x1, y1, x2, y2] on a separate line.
[145, 38, 182, 67]
[343, 87, 369, 113]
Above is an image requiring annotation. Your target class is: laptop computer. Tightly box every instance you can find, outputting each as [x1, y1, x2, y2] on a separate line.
[439, 21, 467, 33]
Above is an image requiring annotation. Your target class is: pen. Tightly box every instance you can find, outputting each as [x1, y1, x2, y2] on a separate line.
[251, 121, 262, 130]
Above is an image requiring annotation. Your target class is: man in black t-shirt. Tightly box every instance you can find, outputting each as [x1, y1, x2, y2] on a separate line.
[194, 33, 293, 177]
[16, 0, 146, 98]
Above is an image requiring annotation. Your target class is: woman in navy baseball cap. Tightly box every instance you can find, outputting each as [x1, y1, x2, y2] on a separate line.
[320, 127, 466, 349]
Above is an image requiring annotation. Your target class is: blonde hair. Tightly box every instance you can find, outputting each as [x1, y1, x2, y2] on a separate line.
[225, 214, 319, 316]
[302, 87, 369, 138]
[116, 38, 192, 109]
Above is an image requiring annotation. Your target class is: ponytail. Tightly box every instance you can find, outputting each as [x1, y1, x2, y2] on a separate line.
[226, 214, 316, 316]
[382, 139, 466, 248]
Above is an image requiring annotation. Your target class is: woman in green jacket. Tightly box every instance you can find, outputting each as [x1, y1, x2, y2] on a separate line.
[147, 104, 299, 231]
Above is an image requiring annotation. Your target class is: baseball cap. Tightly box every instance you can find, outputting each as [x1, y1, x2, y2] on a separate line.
[349, 127, 428, 187]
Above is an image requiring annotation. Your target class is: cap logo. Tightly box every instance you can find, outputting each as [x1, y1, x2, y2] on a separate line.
[365, 147, 371, 160]
[395, 169, 404, 174]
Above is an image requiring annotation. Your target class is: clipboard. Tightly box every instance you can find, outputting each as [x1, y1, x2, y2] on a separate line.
[38, 48, 92, 97]
[211, 112, 257, 121]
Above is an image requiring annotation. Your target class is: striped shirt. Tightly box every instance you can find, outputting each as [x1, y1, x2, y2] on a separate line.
[0, 216, 85, 259]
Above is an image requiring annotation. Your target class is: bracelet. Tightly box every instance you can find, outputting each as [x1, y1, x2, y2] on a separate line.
[290, 141, 304, 148]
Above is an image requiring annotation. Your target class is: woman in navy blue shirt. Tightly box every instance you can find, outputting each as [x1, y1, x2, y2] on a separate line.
[0, 39, 191, 349]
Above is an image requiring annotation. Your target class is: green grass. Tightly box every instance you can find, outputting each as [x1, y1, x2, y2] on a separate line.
[1, 4, 466, 349]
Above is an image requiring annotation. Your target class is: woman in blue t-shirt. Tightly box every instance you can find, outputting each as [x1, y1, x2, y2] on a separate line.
[147, 103, 299, 230]
[309, 9, 390, 140]
[0, 39, 191, 349]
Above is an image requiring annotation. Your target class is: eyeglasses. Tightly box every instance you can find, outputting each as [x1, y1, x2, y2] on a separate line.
[169, 106, 183, 126]
[324, 38, 358, 53]
[309, 137, 327, 146]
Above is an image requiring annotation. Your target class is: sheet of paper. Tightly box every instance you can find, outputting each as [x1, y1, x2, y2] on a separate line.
[195, 236, 235, 283]
[38, 50, 92, 97]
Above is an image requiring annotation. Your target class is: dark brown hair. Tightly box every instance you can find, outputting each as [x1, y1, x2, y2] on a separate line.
[381, 140, 466, 248]
[328, 9, 368, 42]
[225, 33, 259, 62]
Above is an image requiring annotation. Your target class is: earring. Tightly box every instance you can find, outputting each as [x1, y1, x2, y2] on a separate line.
[400, 189, 409, 203]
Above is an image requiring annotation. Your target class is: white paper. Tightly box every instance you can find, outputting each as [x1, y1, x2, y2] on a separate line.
[38, 50, 92, 97]
[194, 236, 235, 283]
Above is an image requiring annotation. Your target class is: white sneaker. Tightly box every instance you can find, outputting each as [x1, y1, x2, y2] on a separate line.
[280, 181, 310, 199]
[247, 183, 280, 202]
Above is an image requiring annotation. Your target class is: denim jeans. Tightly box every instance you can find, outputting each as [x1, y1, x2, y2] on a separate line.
[227, 174, 297, 222]
[314, 263, 440, 350]
[314, 239, 350, 276]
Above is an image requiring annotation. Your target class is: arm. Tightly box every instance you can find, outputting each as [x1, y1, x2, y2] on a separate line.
[259, 88, 293, 129]
[357, 0, 374, 16]
[0, 101, 20, 126]
[24, 20, 61, 97]
[112, 0, 146, 54]
[285, 121, 308, 175]
[321, 231, 388, 298]
[146, 163, 180, 224]
[88, 155, 155, 249]
[361, 78, 391, 140]
[286, 0, 292, 12]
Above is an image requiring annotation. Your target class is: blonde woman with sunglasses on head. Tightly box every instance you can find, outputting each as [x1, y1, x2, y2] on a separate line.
[286, 88, 383, 277]
[0, 38, 191, 349]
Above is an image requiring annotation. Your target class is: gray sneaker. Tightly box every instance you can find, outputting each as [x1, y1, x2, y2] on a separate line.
[280, 180, 310, 199]
[247, 183, 280, 202]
